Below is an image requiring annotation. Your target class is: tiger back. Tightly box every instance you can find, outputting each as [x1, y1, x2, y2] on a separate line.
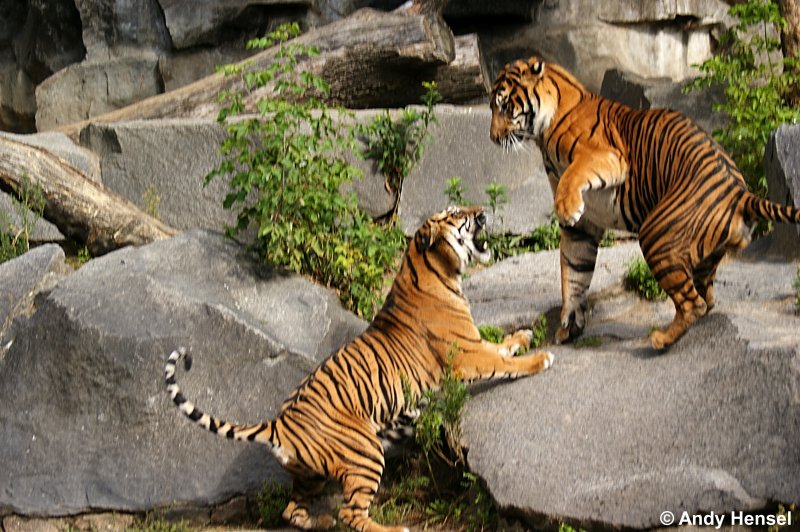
[165, 205, 555, 532]
[489, 56, 800, 350]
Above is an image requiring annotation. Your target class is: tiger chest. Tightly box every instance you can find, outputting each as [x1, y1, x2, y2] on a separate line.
[545, 159, 632, 232]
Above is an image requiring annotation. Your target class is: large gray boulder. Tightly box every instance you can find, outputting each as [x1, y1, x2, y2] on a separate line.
[78, 106, 553, 238]
[35, 53, 162, 131]
[0, 230, 366, 516]
[764, 124, 800, 259]
[600, 68, 728, 135]
[159, 0, 313, 50]
[464, 242, 800, 529]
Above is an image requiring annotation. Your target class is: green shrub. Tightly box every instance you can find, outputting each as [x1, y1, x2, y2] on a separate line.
[206, 23, 405, 318]
[686, 0, 800, 198]
[359, 82, 441, 203]
[477, 324, 504, 343]
[624, 258, 667, 301]
[414, 343, 469, 466]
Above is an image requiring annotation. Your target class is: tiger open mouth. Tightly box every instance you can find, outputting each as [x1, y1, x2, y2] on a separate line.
[472, 211, 491, 263]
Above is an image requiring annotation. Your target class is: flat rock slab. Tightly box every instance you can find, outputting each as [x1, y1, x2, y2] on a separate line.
[0, 230, 366, 516]
[464, 243, 800, 529]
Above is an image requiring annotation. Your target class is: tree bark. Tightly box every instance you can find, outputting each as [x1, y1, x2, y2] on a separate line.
[56, 9, 481, 140]
[0, 137, 177, 255]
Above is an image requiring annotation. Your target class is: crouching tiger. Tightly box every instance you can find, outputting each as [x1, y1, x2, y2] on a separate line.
[489, 56, 800, 350]
[165, 206, 554, 532]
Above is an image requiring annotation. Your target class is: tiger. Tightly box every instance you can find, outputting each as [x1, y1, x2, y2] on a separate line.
[165, 205, 555, 532]
[489, 56, 800, 350]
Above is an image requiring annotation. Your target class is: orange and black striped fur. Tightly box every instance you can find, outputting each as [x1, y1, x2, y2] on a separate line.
[490, 56, 800, 350]
[165, 206, 554, 532]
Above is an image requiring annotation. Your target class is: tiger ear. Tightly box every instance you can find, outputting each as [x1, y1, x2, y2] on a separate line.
[415, 221, 440, 252]
[528, 57, 544, 76]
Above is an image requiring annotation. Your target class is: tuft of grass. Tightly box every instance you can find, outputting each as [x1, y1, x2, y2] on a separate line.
[600, 229, 616, 248]
[624, 258, 667, 301]
[256, 482, 291, 528]
[477, 324, 504, 344]
[531, 314, 547, 348]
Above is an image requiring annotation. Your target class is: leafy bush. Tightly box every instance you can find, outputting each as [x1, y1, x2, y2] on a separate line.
[686, 0, 800, 198]
[359, 82, 441, 202]
[444, 176, 466, 206]
[624, 258, 667, 301]
[206, 23, 405, 318]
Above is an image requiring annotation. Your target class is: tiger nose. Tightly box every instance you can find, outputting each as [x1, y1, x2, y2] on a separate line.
[476, 211, 486, 227]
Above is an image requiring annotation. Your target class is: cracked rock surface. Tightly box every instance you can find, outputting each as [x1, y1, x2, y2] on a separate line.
[0, 230, 365, 516]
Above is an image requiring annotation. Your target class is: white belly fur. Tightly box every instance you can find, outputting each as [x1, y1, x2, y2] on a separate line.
[582, 187, 628, 231]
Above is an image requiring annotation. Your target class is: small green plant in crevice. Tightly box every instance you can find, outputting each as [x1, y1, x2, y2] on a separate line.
[686, 0, 800, 200]
[206, 22, 405, 318]
[142, 185, 161, 220]
[0, 175, 45, 264]
[359, 81, 441, 219]
[768, 504, 797, 532]
[414, 342, 469, 467]
[256, 481, 291, 528]
[531, 314, 548, 348]
[484, 181, 508, 234]
[445, 176, 467, 206]
[624, 257, 667, 301]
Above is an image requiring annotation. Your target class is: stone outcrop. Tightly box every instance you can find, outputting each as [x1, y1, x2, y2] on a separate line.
[1, 235, 797, 529]
[0, 0, 735, 133]
[0, 230, 366, 516]
[763, 123, 800, 258]
[464, 242, 800, 530]
[77, 106, 553, 238]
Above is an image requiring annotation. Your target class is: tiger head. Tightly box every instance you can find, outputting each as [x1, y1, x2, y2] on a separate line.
[489, 56, 560, 149]
[414, 205, 490, 274]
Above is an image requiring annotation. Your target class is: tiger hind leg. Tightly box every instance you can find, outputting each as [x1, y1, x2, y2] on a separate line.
[338, 470, 409, 532]
[282, 477, 336, 530]
[693, 248, 727, 313]
[648, 261, 708, 350]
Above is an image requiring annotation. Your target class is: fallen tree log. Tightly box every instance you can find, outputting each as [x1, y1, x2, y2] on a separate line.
[0, 137, 177, 255]
[57, 9, 491, 139]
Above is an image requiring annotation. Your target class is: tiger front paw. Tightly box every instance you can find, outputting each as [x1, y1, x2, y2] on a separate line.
[555, 189, 585, 227]
[499, 329, 533, 356]
[556, 304, 587, 344]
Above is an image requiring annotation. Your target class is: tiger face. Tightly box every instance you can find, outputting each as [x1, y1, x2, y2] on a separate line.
[490, 57, 555, 149]
[414, 205, 491, 273]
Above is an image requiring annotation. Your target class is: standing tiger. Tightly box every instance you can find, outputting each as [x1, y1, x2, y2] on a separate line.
[165, 206, 555, 532]
[489, 56, 800, 350]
